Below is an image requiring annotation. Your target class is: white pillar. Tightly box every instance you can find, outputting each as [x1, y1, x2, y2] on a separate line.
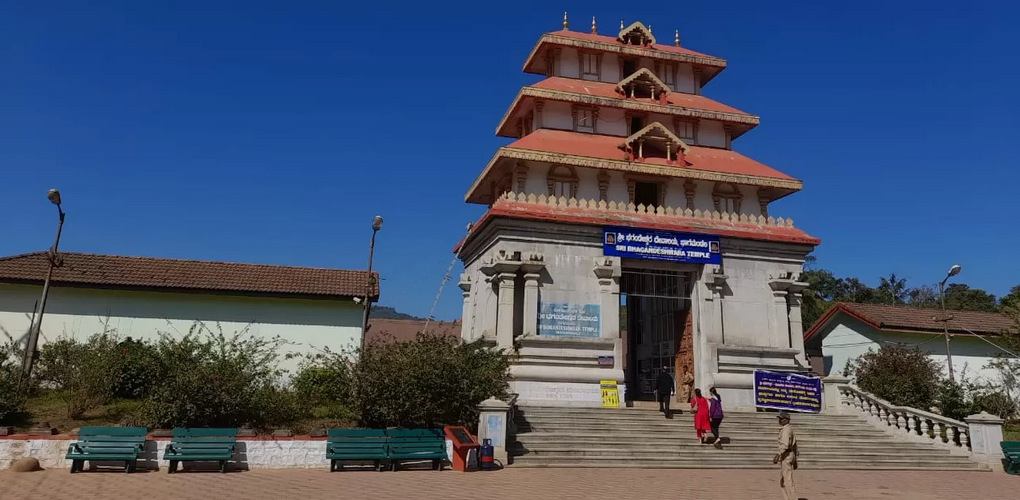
[496, 272, 516, 350]
[477, 397, 511, 465]
[788, 291, 807, 366]
[522, 272, 540, 337]
[965, 412, 1006, 471]
[593, 257, 621, 374]
[770, 289, 789, 349]
[821, 374, 850, 414]
[458, 274, 474, 341]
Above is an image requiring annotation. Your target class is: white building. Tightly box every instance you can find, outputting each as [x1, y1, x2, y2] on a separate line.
[0, 252, 376, 372]
[804, 302, 1016, 385]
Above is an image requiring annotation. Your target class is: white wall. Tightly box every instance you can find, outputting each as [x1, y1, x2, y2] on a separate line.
[558, 48, 581, 79]
[0, 284, 363, 373]
[598, 107, 627, 136]
[540, 101, 574, 131]
[676, 64, 695, 94]
[817, 315, 1005, 385]
[698, 120, 727, 148]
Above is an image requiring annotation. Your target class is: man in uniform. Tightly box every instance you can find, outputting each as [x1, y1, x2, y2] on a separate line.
[654, 366, 675, 418]
[773, 411, 798, 500]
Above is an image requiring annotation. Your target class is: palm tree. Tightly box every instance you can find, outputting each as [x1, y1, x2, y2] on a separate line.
[877, 273, 907, 305]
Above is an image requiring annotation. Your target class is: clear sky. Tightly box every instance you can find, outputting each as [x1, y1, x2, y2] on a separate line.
[1, 1, 1017, 321]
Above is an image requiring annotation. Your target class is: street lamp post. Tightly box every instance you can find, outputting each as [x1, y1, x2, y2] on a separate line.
[360, 216, 383, 349]
[937, 264, 962, 384]
[18, 189, 66, 394]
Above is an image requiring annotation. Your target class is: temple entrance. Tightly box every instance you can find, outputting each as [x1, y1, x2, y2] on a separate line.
[620, 268, 694, 401]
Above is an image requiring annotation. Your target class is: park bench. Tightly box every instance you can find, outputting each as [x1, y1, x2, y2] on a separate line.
[387, 428, 446, 471]
[326, 429, 388, 472]
[164, 428, 237, 473]
[1002, 441, 1020, 475]
[65, 426, 147, 473]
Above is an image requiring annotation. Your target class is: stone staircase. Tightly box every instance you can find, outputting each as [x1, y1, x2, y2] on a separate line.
[509, 406, 987, 470]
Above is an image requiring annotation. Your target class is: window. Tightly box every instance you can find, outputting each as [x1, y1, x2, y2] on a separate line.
[676, 121, 696, 143]
[581, 53, 599, 81]
[712, 182, 743, 214]
[547, 165, 578, 199]
[552, 180, 573, 198]
[719, 198, 737, 214]
[575, 108, 595, 133]
[660, 64, 676, 90]
[634, 181, 659, 208]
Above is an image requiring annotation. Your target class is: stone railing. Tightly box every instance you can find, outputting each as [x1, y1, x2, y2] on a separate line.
[838, 385, 970, 452]
[496, 191, 797, 228]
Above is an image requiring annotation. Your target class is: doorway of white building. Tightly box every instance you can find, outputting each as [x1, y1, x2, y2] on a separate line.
[620, 268, 695, 401]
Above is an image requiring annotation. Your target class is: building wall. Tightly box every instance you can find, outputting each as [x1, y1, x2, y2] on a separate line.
[0, 284, 363, 373]
[816, 314, 1004, 385]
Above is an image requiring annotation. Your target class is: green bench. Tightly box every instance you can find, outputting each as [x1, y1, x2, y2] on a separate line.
[65, 426, 148, 473]
[326, 429, 388, 472]
[1003, 441, 1020, 475]
[387, 428, 446, 471]
[164, 428, 237, 473]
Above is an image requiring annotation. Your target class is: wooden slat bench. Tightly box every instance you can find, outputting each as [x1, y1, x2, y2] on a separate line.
[1002, 441, 1020, 475]
[65, 426, 147, 473]
[326, 429, 388, 472]
[164, 428, 237, 473]
[387, 428, 446, 471]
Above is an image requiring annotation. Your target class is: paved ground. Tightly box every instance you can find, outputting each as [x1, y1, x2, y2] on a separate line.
[0, 468, 1015, 499]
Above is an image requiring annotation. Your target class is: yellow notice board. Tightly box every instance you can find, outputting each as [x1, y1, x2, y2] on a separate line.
[600, 380, 619, 408]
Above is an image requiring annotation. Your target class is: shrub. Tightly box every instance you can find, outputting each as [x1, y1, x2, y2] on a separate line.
[0, 340, 25, 423]
[850, 343, 941, 410]
[971, 390, 1017, 420]
[352, 334, 509, 430]
[292, 352, 355, 421]
[137, 322, 301, 429]
[36, 331, 122, 419]
[934, 380, 975, 421]
[113, 337, 159, 399]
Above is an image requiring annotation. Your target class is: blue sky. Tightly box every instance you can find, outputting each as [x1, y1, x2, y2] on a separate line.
[1, 1, 1017, 320]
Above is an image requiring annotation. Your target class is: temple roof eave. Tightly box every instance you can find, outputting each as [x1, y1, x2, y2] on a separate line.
[463, 146, 802, 204]
[494, 87, 760, 138]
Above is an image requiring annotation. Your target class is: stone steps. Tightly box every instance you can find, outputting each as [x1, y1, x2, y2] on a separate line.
[509, 406, 986, 471]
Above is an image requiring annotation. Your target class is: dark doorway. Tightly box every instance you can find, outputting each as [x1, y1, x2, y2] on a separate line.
[623, 59, 636, 78]
[620, 269, 693, 401]
[630, 116, 644, 135]
[633, 181, 659, 208]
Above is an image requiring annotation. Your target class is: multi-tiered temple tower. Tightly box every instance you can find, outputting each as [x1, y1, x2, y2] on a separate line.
[455, 15, 819, 409]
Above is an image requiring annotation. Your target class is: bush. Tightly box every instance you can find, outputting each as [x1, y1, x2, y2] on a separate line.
[850, 344, 941, 410]
[0, 340, 25, 423]
[113, 337, 159, 399]
[137, 323, 301, 429]
[292, 353, 355, 421]
[352, 334, 509, 430]
[934, 380, 974, 421]
[36, 331, 122, 419]
[971, 390, 1017, 420]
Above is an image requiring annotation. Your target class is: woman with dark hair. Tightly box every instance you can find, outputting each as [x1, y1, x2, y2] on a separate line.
[708, 387, 724, 444]
[690, 388, 711, 443]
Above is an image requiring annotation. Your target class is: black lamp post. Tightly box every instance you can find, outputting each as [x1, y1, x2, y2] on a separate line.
[360, 215, 383, 348]
[19, 189, 65, 393]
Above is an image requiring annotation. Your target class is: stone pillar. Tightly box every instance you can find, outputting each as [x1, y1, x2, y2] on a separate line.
[477, 398, 511, 465]
[458, 274, 473, 341]
[965, 412, 1006, 471]
[593, 257, 622, 374]
[522, 273, 540, 337]
[496, 272, 516, 350]
[821, 374, 850, 414]
[697, 268, 726, 392]
[479, 261, 498, 339]
[787, 284, 808, 367]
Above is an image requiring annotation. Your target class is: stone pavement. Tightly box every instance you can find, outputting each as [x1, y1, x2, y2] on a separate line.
[0, 468, 1015, 499]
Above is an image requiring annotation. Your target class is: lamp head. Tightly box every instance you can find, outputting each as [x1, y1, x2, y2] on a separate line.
[948, 265, 961, 277]
[371, 215, 383, 231]
[46, 189, 61, 206]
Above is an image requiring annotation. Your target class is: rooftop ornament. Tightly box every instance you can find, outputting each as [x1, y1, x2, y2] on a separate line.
[675, 29, 680, 47]
[591, 16, 596, 34]
[620, 122, 690, 163]
[562, 12, 568, 30]
[618, 21, 656, 46]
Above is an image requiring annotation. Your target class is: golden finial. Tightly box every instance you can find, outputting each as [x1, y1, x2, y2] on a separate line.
[620, 19, 625, 30]
[648, 24, 652, 35]
[562, 12, 568, 30]
[591, 16, 597, 34]
[674, 29, 680, 47]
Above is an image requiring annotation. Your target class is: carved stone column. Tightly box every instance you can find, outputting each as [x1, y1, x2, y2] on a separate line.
[698, 267, 728, 393]
[758, 189, 769, 218]
[594, 257, 622, 373]
[520, 254, 545, 338]
[535, 101, 545, 129]
[684, 179, 697, 210]
[514, 161, 529, 193]
[479, 261, 499, 339]
[597, 170, 610, 201]
[788, 279, 809, 366]
[496, 272, 517, 350]
[458, 274, 473, 341]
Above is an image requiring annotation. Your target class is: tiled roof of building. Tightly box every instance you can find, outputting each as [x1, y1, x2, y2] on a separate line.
[365, 318, 460, 346]
[454, 198, 819, 252]
[804, 302, 1016, 339]
[507, 129, 795, 181]
[554, 30, 720, 59]
[0, 252, 378, 300]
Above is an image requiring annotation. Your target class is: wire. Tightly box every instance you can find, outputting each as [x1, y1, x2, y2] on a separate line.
[956, 327, 1020, 359]
[422, 223, 474, 333]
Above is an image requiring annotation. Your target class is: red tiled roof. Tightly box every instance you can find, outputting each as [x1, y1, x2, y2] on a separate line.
[0, 252, 378, 300]
[365, 318, 460, 347]
[529, 78, 751, 115]
[454, 198, 819, 252]
[547, 30, 722, 62]
[506, 129, 795, 181]
[804, 302, 1016, 340]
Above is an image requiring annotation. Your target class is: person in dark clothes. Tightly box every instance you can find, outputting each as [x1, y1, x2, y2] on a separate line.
[708, 387, 724, 444]
[654, 366, 675, 418]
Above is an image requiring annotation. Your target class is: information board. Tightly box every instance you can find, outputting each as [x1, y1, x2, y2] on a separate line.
[603, 227, 721, 264]
[600, 380, 620, 408]
[538, 302, 601, 338]
[753, 370, 822, 413]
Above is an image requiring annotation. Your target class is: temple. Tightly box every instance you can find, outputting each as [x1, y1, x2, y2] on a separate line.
[455, 14, 819, 409]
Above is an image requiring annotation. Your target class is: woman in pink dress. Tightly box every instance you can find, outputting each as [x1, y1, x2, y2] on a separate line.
[690, 388, 712, 443]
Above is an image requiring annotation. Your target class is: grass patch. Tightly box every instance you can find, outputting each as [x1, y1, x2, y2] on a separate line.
[1004, 423, 1020, 442]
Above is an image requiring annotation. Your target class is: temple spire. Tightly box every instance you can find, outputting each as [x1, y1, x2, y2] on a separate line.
[620, 19, 624, 30]
[674, 29, 680, 47]
[562, 12, 568, 30]
[591, 16, 597, 34]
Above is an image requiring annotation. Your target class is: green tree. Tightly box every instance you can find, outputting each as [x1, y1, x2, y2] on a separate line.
[907, 285, 939, 308]
[850, 343, 941, 410]
[800, 268, 841, 328]
[1000, 285, 1020, 311]
[837, 278, 877, 304]
[36, 329, 123, 419]
[0, 340, 24, 423]
[943, 284, 998, 312]
[877, 273, 908, 305]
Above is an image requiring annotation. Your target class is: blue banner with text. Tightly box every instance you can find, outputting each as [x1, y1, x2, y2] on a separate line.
[602, 227, 721, 264]
[753, 370, 822, 413]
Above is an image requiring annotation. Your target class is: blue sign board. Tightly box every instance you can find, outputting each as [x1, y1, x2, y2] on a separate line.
[602, 227, 721, 264]
[753, 370, 822, 413]
[538, 302, 600, 338]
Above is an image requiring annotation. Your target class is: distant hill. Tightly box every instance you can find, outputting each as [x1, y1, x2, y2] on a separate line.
[371, 306, 425, 320]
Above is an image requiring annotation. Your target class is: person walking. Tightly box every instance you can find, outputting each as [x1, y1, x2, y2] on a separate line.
[708, 387, 724, 444]
[690, 388, 711, 443]
[654, 366, 675, 418]
[773, 411, 798, 500]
